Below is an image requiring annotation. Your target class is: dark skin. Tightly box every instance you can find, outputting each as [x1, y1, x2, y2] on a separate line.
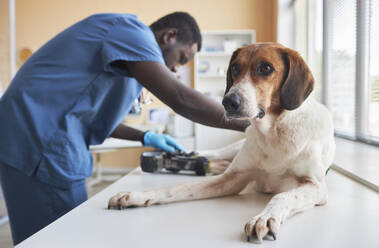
[110, 28, 250, 142]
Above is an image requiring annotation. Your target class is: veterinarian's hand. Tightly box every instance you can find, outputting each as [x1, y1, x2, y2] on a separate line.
[143, 131, 184, 152]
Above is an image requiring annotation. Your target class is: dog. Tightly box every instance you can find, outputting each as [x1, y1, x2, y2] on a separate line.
[108, 43, 335, 243]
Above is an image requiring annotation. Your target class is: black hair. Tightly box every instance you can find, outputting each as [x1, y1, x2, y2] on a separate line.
[150, 12, 202, 51]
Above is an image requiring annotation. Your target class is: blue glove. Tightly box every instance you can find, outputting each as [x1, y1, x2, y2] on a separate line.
[143, 131, 184, 152]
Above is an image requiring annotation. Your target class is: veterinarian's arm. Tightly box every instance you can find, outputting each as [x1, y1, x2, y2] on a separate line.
[112, 61, 250, 132]
[110, 124, 144, 142]
[110, 124, 184, 152]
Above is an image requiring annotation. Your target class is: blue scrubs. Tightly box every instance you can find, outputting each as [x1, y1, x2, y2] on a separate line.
[0, 13, 164, 244]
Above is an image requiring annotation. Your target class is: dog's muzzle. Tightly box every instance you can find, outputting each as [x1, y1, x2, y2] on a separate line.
[222, 93, 242, 115]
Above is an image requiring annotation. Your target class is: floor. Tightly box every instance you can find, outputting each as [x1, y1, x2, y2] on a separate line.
[0, 179, 113, 248]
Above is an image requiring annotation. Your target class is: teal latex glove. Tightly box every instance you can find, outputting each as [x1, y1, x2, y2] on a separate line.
[143, 131, 184, 152]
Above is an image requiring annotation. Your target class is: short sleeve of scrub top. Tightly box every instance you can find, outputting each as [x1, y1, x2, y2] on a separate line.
[102, 15, 164, 76]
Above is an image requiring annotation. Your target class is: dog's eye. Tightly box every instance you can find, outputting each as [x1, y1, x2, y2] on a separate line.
[230, 63, 239, 78]
[257, 62, 274, 76]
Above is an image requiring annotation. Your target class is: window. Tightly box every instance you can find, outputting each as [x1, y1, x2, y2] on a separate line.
[280, 0, 379, 189]
[281, 0, 379, 143]
[368, 0, 379, 137]
[329, 0, 357, 137]
[307, 0, 324, 102]
[322, 0, 379, 144]
[284, 0, 324, 102]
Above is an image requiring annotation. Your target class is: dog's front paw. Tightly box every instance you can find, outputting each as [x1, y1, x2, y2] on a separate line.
[107, 192, 153, 210]
[244, 213, 281, 243]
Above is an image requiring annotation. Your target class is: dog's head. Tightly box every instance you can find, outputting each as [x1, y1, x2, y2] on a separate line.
[222, 43, 314, 119]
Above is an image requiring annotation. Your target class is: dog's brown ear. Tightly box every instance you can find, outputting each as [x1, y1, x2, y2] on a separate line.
[280, 49, 314, 110]
[225, 49, 240, 95]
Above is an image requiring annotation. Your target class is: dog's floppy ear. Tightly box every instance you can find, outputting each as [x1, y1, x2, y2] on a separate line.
[280, 48, 314, 110]
[225, 49, 240, 95]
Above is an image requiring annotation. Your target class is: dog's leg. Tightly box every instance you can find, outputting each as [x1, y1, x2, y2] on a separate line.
[108, 171, 251, 210]
[198, 139, 245, 174]
[208, 159, 233, 174]
[198, 138, 245, 160]
[244, 179, 327, 242]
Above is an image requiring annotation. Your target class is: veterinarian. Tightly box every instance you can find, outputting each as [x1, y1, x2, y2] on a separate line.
[0, 12, 249, 245]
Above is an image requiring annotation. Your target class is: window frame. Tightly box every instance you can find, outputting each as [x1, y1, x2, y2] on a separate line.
[322, 0, 379, 147]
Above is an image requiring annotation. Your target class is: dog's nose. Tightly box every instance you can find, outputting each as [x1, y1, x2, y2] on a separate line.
[222, 93, 242, 113]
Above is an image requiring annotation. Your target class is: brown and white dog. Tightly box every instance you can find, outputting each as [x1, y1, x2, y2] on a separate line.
[108, 43, 335, 243]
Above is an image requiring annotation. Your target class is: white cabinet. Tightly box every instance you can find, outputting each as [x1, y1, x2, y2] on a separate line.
[194, 30, 255, 150]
